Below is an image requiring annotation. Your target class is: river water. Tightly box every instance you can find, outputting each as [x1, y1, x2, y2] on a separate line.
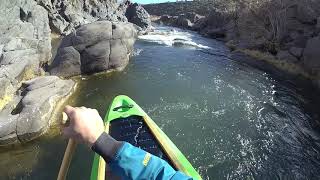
[1, 26, 320, 179]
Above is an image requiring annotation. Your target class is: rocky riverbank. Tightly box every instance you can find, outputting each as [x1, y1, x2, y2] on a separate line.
[145, 0, 320, 88]
[0, 0, 151, 145]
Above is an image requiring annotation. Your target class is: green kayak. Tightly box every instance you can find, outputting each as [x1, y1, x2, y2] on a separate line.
[90, 95, 202, 180]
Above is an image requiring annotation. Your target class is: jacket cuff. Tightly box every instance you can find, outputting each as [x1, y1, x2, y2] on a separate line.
[91, 132, 123, 163]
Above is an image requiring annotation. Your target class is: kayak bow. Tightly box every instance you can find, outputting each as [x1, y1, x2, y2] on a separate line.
[90, 95, 202, 180]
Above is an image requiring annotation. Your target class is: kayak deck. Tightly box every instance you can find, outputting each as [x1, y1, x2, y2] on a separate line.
[109, 115, 174, 168]
[90, 95, 202, 180]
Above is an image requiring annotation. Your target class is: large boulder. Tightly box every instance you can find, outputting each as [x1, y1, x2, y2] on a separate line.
[175, 16, 193, 29]
[192, 17, 208, 31]
[184, 12, 204, 23]
[37, 0, 127, 35]
[0, 76, 75, 145]
[156, 15, 178, 26]
[206, 28, 227, 39]
[49, 21, 137, 77]
[0, 0, 51, 110]
[289, 47, 303, 58]
[316, 17, 320, 30]
[303, 36, 320, 72]
[125, 2, 151, 30]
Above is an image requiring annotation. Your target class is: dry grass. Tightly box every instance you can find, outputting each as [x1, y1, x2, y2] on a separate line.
[0, 95, 12, 110]
[20, 66, 37, 81]
[239, 49, 317, 79]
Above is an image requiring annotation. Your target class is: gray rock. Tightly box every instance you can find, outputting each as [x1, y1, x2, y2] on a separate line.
[207, 28, 226, 39]
[296, 4, 317, 25]
[0, 76, 75, 145]
[0, 0, 51, 109]
[49, 13, 69, 35]
[286, 19, 306, 32]
[109, 39, 129, 70]
[176, 16, 193, 29]
[50, 46, 81, 77]
[37, 0, 127, 35]
[192, 17, 208, 31]
[184, 12, 204, 23]
[317, 17, 320, 30]
[287, 3, 317, 25]
[277, 50, 299, 63]
[125, 2, 151, 30]
[289, 47, 303, 58]
[175, 12, 204, 23]
[156, 15, 178, 26]
[303, 36, 320, 72]
[0, 114, 19, 145]
[289, 32, 309, 48]
[50, 21, 137, 77]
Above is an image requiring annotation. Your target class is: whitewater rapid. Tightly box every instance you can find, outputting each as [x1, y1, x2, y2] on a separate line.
[138, 27, 211, 49]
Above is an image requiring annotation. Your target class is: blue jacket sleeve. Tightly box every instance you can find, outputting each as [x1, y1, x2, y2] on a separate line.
[92, 133, 193, 179]
[109, 142, 193, 180]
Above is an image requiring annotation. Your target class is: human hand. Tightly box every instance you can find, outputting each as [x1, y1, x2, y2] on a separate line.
[62, 105, 104, 147]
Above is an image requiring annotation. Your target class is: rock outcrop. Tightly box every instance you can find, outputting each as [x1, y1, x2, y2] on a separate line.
[49, 21, 137, 77]
[37, 0, 127, 35]
[303, 36, 320, 73]
[125, 2, 152, 30]
[148, 0, 320, 83]
[35, 0, 151, 35]
[156, 13, 204, 29]
[0, 0, 51, 110]
[0, 76, 75, 145]
[0, 0, 146, 146]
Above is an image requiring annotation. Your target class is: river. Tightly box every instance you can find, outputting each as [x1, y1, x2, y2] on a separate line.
[1, 26, 320, 179]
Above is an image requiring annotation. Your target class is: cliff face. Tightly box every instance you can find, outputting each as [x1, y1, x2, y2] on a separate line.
[36, 0, 127, 35]
[145, 0, 320, 86]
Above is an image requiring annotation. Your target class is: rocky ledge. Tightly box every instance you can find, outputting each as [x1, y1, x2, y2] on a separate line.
[0, 0, 52, 111]
[0, 0, 151, 145]
[0, 76, 75, 145]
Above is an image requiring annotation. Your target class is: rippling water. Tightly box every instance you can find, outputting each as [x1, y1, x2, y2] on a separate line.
[1, 26, 320, 179]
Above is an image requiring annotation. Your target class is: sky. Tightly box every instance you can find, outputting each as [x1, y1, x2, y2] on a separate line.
[131, 0, 176, 5]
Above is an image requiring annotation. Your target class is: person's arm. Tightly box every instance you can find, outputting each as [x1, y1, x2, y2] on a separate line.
[62, 105, 192, 180]
[92, 132, 192, 179]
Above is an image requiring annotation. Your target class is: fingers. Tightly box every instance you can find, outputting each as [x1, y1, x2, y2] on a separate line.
[62, 126, 83, 143]
[79, 106, 86, 110]
[64, 105, 76, 116]
[62, 126, 73, 139]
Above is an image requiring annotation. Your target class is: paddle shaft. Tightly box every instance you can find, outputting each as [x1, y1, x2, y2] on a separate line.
[57, 139, 77, 180]
[57, 112, 77, 180]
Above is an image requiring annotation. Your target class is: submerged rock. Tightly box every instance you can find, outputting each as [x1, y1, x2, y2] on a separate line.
[50, 21, 137, 77]
[0, 76, 75, 145]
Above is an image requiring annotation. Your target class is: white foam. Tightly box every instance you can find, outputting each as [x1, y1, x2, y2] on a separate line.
[138, 28, 211, 49]
[132, 48, 143, 56]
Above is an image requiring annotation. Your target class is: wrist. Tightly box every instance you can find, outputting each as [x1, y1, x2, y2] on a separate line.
[88, 130, 104, 147]
[91, 132, 124, 162]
